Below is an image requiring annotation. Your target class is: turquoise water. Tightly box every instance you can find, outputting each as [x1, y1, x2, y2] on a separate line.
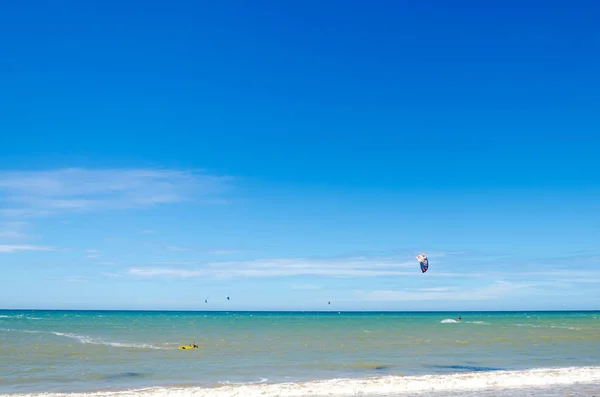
[1, 310, 599, 396]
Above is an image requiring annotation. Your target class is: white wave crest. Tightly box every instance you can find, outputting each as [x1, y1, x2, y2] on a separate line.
[9, 366, 600, 397]
[0, 328, 169, 350]
[0, 314, 42, 320]
[0, 328, 42, 333]
[441, 319, 458, 323]
[50, 332, 170, 350]
[217, 378, 269, 386]
[514, 323, 582, 331]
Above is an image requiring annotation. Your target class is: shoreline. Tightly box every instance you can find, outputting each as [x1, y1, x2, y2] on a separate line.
[3, 365, 600, 396]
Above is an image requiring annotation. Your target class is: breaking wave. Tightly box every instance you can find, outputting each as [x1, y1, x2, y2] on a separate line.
[0, 328, 170, 350]
[7, 366, 600, 397]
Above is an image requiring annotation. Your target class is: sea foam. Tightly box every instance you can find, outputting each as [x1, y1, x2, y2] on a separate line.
[0, 328, 169, 350]
[10, 366, 600, 397]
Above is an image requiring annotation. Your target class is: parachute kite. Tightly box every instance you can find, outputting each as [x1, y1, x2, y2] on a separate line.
[416, 253, 429, 273]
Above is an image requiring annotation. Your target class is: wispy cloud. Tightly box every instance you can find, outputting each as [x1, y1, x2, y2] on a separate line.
[164, 245, 193, 252]
[129, 268, 203, 277]
[363, 281, 544, 301]
[486, 269, 600, 281]
[291, 284, 323, 290]
[0, 167, 233, 217]
[0, 222, 28, 238]
[557, 277, 600, 284]
[531, 251, 599, 264]
[140, 229, 158, 235]
[0, 244, 54, 253]
[127, 256, 474, 279]
[0, 209, 53, 217]
[95, 261, 116, 266]
[410, 287, 455, 292]
[101, 272, 122, 277]
[45, 275, 89, 283]
[66, 276, 89, 283]
[84, 249, 101, 258]
[140, 243, 197, 252]
[207, 250, 249, 255]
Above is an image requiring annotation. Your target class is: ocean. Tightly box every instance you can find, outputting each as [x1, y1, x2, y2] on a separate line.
[0, 310, 599, 396]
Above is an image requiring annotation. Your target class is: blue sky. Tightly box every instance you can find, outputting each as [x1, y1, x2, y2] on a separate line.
[1, 0, 599, 311]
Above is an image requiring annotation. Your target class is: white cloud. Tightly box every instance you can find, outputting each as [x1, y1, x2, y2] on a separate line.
[150, 261, 200, 266]
[0, 244, 54, 253]
[0, 222, 28, 238]
[0, 208, 52, 217]
[46, 275, 89, 282]
[0, 167, 232, 217]
[409, 287, 455, 292]
[129, 268, 203, 277]
[208, 250, 248, 255]
[363, 281, 540, 301]
[127, 256, 475, 279]
[84, 249, 101, 259]
[165, 245, 192, 252]
[291, 284, 323, 290]
[95, 261, 116, 266]
[557, 278, 600, 284]
[65, 276, 89, 282]
[101, 272, 122, 277]
[524, 270, 600, 278]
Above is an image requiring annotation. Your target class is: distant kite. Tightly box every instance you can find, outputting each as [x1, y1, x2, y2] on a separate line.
[416, 253, 429, 273]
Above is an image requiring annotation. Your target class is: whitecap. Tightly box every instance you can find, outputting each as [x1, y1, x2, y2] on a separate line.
[217, 378, 269, 386]
[514, 323, 581, 331]
[51, 332, 171, 350]
[0, 328, 170, 350]
[14, 366, 600, 397]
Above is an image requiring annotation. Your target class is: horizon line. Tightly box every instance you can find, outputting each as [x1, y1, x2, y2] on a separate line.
[1, 308, 598, 313]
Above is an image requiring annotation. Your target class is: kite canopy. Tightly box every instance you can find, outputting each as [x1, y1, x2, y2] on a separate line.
[416, 253, 429, 273]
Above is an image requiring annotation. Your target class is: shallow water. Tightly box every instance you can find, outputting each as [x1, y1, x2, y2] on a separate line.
[1, 310, 599, 396]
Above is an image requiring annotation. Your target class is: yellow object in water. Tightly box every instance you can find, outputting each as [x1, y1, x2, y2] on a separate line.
[178, 345, 198, 350]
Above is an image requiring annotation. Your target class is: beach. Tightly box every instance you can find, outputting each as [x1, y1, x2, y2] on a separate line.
[1, 310, 599, 396]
